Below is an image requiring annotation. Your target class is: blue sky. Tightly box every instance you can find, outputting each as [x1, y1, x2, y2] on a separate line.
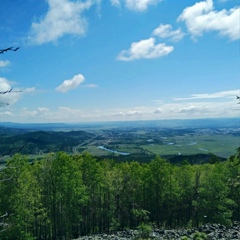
[0, 0, 239, 123]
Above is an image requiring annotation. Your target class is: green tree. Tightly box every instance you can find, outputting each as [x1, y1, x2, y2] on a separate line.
[193, 163, 235, 225]
[146, 156, 171, 227]
[79, 153, 104, 234]
[175, 163, 195, 227]
[0, 154, 43, 240]
[226, 148, 240, 221]
[40, 152, 87, 239]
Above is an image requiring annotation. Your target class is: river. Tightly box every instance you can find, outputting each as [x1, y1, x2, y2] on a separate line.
[98, 146, 130, 155]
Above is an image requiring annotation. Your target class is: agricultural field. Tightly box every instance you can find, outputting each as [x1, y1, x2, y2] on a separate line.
[82, 127, 239, 160]
[0, 119, 239, 163]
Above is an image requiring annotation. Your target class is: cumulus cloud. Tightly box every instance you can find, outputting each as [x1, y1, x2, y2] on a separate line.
[152, 24, 185, 42]
[178, 0, 240, 40]
[0, 77, 37, 107]
[0, 77, 11, 92]
[111, 0, 161, 11]
[0, 60, 10, 68]
[117, 38, 173, 61]
[56, 74, 85, 92]
[0, 77, 21, 105]
[174, 89, 240, 101]
[29, 0, 93, 45]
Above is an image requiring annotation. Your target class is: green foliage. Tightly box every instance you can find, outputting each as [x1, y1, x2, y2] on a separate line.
[192, 231, 208, 240]
[132, 209, 150, 223]
[136, 223, 152, 239]
[0, 148, 239, 239]
[181, 236, 190, 240]
[193, 163, 236, 225]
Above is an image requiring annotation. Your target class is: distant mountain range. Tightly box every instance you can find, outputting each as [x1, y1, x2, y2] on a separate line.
[0, 118, 239, 131]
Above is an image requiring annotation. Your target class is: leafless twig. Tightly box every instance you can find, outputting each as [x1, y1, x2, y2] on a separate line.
[0, 47, 20, 54]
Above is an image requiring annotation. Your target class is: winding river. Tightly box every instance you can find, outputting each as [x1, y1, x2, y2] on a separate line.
[98, 146, 130, 155]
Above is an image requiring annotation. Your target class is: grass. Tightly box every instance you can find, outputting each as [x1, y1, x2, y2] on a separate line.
[140, 134, 239, 158]
[85, 134, 239, 159]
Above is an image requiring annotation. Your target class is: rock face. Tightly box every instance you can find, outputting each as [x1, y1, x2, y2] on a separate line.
[74, 222, 240, 239]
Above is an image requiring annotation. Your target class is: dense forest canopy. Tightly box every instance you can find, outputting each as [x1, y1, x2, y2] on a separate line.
[0, 148, 239, 239]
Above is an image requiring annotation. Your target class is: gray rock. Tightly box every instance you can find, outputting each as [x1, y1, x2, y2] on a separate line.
[74, 221, 240, 240]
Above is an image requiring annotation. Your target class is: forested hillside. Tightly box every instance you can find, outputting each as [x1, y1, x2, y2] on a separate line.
[0, 130, 94, 156]
[0, 149, 239, 240]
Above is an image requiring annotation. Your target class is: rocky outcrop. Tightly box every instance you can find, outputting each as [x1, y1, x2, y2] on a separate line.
[74, 222, 240, 239]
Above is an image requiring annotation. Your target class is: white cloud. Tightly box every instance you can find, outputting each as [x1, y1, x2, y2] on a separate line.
[58, 106, 83, 115]
[24, 87, 36, 93]
[0, 111, 13, 117]
[154, 108, 162, 114]
[0, 60, 10, 68]
[0, 77, 36, 105]
[83, 84, 98, 88]
[111, 0, 121, 7]
[29, 0, 93, 45]
[117, 37, 173, 61]
[0, 77, 21, 105]
[152, 24, 185, 42]
[38, 107, 50, 113]
[1, 95, 239, 122]
[174, 89, 240, 101]
[126, 110, 141, 115]
[178, 0, 240, 40]
[110, 0, 161, 11]
[125, 0, 161, 11]
[0, 77, 11, 92]
[20, 108, 38, 117]
[152, 100, 238, 119]
[178, 105, 208, 113]
[56, 74, 85, 92]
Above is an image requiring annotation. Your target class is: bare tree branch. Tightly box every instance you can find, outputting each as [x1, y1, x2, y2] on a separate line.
[0, 47, 20, 54]
[0, 88, 22, 94]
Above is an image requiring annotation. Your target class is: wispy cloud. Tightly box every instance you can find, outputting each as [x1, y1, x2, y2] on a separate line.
[152, 24, 185, 42]
[56, 74, 85, 93]
[117, 37, 173, 61]
[111, 0, 162, 11]
[24, 87, 36, 93]
[83, 84, 98, 88]
[0, 111, 13, 117]
[0, 60, 10, 68]
[174, 90, 240, 101]
[1, 95, 239, 122]
[29, 0, 93, 45]
[178, 0, 240, 41]
[111, 0, 121, 7]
